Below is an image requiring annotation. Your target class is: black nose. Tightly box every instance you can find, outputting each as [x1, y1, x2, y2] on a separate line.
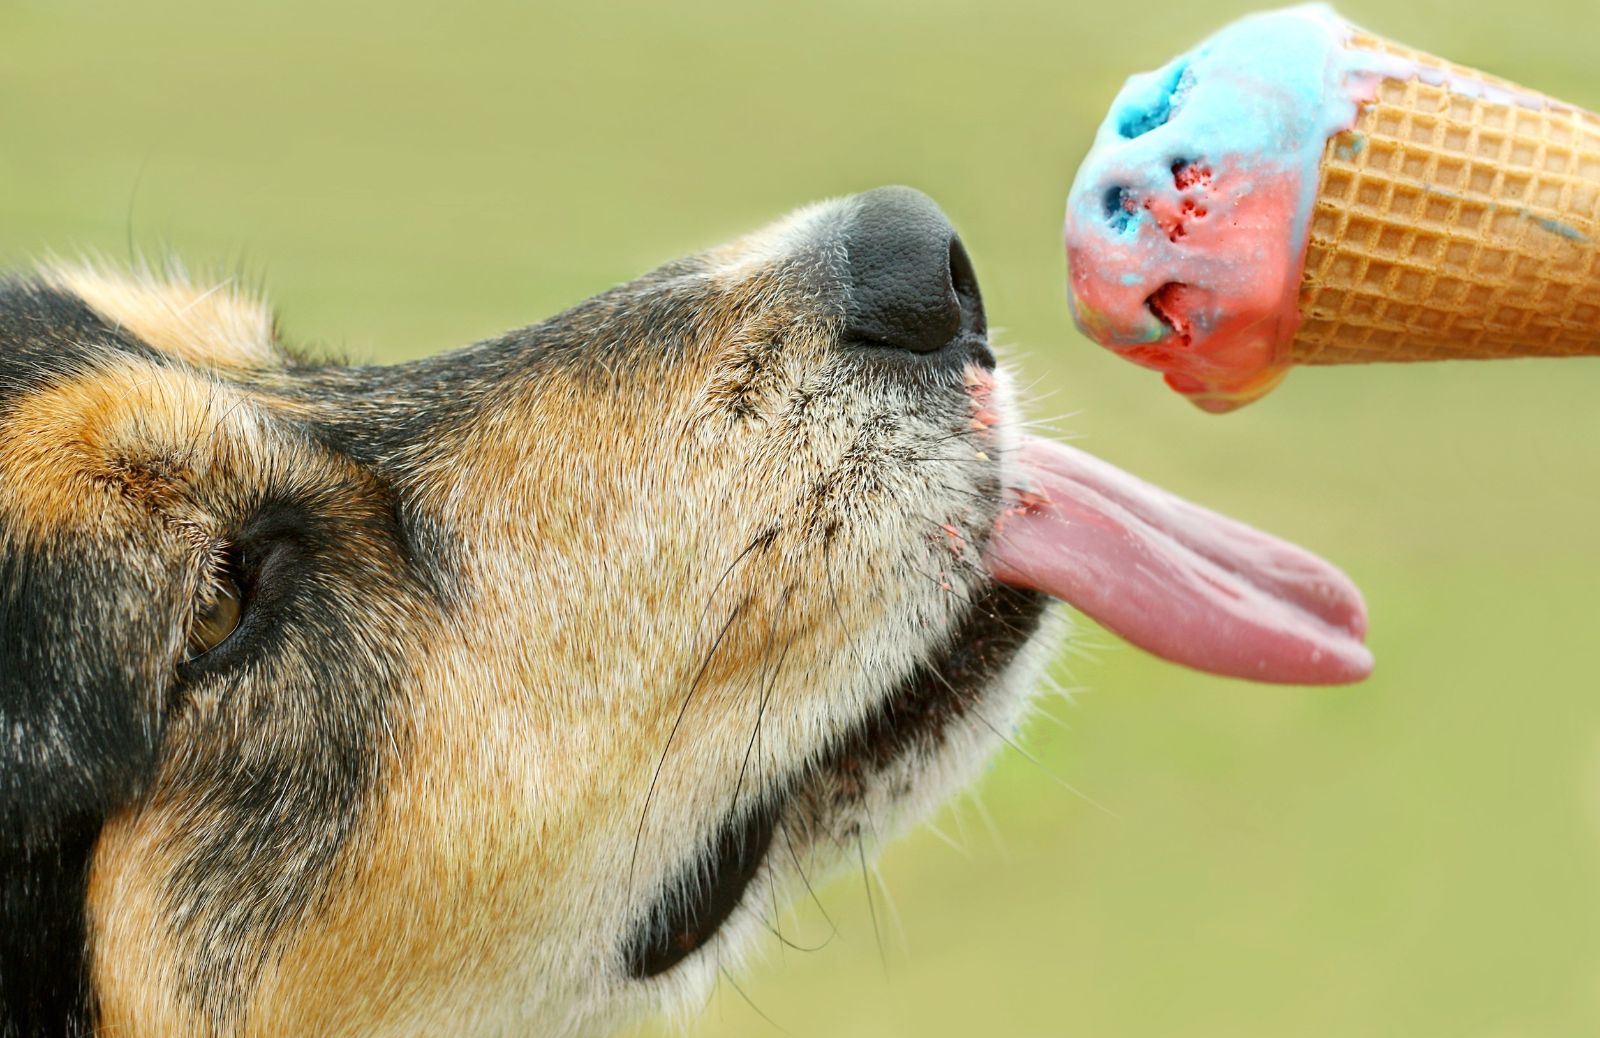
[842, 187, 986, 355]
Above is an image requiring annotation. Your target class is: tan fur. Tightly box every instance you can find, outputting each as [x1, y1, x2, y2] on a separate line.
[45, 263, 282, 372]
[88, 814, 203, 1036]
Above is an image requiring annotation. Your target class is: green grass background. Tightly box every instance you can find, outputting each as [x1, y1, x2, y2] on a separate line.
[4, 0, 1599, 1033]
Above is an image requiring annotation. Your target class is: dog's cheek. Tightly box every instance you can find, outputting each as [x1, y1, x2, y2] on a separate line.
[87, 812, 207, 1036]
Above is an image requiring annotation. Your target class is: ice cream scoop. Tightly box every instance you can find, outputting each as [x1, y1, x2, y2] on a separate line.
[1065, 4, 1600, 412]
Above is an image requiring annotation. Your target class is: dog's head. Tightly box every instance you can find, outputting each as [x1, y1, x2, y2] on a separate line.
[0, 188, 1061, 1037]
[0, 187, 1368, 1037]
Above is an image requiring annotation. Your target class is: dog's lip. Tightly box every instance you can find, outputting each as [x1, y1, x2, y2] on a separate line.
[624, 795, 779, 979]
[622, 583, 1049, 980]
[984, 435, 1371, 684]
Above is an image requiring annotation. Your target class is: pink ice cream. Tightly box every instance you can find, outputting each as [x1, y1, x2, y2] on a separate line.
[1064, 5, 1393, 412]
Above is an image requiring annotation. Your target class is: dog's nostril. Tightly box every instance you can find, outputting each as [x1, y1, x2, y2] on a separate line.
[843, 186, 985, 355]
[947, 236, 986, 340]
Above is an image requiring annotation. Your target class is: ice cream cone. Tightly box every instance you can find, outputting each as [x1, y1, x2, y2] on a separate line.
[1293, 32, 1600, 366]
[1063, 5, 1600, 411]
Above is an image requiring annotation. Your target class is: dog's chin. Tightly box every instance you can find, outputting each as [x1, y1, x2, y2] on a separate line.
[622, 581, 1054, 981]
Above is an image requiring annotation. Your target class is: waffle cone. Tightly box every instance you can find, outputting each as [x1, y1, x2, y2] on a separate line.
[1290, 34, 1600, 365]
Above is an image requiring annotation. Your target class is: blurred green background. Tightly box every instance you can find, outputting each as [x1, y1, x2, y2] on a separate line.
[5, 0, 1599, 1033]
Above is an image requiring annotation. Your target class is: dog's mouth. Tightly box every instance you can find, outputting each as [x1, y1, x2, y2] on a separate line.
[622, 430, 1377, 978]
[622, 582, 1049, 979]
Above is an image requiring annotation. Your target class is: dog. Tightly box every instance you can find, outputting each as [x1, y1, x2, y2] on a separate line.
[0, 187, 1369, 1037]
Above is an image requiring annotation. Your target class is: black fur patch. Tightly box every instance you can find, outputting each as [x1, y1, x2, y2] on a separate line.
[0, 280, 169, 411]
[1, 536, 181, 1037]
[0, 820, 99, 1038]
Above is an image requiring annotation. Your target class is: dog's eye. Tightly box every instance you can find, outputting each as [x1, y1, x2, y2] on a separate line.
[186, 569, 242, 661]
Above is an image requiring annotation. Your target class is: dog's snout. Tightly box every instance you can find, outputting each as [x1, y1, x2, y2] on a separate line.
[842, 187, 986, 356]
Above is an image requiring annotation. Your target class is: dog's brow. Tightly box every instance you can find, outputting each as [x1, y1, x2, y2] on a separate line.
[0, 357, 270, 544]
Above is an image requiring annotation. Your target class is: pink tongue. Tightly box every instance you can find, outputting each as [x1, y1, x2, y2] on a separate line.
[985, 436, 1371, 685]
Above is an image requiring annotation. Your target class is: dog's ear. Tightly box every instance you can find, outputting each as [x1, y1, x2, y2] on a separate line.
[1, 540, 170, 1035]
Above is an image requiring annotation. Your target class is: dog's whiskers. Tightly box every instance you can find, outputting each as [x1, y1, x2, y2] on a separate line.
[627, 593, 750, 911]
[855, 830, 888, 976]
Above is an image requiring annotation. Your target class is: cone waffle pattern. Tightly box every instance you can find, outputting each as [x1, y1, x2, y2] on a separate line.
[1291, 33, 1600, 365]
